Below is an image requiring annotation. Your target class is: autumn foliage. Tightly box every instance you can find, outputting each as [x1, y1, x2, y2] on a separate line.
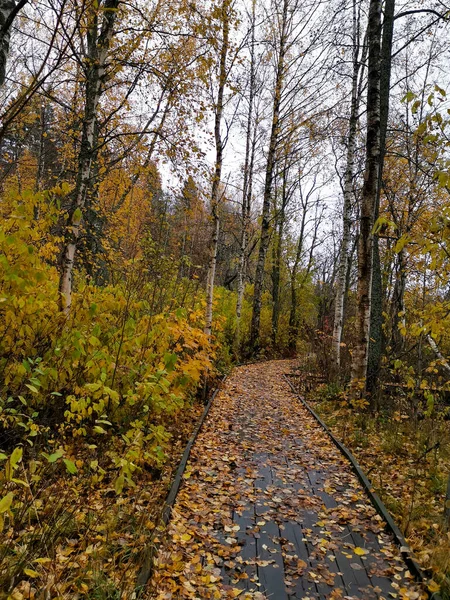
[0, 182, 217, 595]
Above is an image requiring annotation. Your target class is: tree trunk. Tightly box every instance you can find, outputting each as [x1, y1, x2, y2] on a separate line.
[205, 208, 220, 336]
[289, 192, 307, 351]
[343, 234, 358, 323]
[204, 0, 230, 336]
[367, 0, 395, 394]
[332, 0, 364, 374]
[250, 0, 288, 351]
[235, 0, 256, 351]
[427, 335, 450, 376]
[0, 0, 27, 86]
[390, 248, 406, 352]
[272, 174, 287, 345]
[33, 102, 47, 220]
[58, 0, 119, 313]
[351, 0, 382, 383]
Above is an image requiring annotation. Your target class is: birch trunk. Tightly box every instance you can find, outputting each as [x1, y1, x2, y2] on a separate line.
[390, 248, 406, 352]
[351, 0, 382, 382]
[235, 0, 256, 350]
[204, 0, 230, 336]
[427, 335, 450, 376]
[58, 0, 119, 313]
[249, 0, 288, 351]
[331, 0, 363, 373]
[204, 205, 220, 336]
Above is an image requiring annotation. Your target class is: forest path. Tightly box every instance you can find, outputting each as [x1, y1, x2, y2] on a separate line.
[149, 360, 426, 600]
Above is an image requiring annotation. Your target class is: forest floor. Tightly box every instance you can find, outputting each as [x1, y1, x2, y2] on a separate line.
[301, 367, 449, 598]
[2, 402, 205, 599]
[148, 360, 428, 600]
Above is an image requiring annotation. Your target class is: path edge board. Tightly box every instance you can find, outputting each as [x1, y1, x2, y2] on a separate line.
[134, 374, 228, 595]
[283, 372, 442, 600]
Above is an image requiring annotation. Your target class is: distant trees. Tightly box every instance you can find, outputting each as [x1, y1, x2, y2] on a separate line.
[248, 0, 333, 352]
[235, 0, 258, 350]
[249, 0, 290, 351]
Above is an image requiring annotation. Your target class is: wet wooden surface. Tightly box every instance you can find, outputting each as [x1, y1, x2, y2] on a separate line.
[150, 361, 426, 600]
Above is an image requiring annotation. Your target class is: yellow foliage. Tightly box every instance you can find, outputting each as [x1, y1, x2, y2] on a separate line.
[0, 186, 216, 510]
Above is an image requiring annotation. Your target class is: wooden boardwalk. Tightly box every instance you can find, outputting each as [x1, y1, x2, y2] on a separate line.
[149, 361, 427, 600]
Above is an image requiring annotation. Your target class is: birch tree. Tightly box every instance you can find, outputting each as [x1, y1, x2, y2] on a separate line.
[58, 0, 120, 312]
[351, 0, 382, 383]
[204, 0, 233, 336]
[0, 0, 28, 86]
[235, 0, 258, 350]
[331, 0, 366, 373]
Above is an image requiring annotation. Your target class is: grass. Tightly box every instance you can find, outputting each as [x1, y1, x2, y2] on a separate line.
[0, 401, 204, 599]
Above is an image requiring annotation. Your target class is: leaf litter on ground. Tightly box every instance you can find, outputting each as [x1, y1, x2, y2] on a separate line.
[149, 360, 428, 600]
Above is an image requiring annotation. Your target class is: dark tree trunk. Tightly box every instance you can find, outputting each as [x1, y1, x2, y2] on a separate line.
[0, 0, 27, 85]
[272, 174, 287, 345]
[58, 0, 120, 312]
[288, 204, 306, 351]
[367, 0, 395, 395]
[249, 0, 289, 352]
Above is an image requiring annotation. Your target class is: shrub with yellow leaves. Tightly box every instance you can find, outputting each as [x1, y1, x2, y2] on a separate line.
[0, 188, 217, 595]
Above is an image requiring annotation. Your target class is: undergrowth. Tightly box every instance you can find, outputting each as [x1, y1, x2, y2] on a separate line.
[306, 378, 450, 599]
[0, 189, 222, 598]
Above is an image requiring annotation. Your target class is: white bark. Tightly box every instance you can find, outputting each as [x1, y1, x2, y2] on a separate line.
[332, 1, 363, 372]
[235, 0, 256, 350]
[0, 0, 26, 86]
[427, 334, 450, 376]
[351, 0, 382, 383]
[205, 211, 220, 336]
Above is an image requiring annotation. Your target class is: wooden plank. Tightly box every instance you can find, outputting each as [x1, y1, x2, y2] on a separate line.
[256, 519, 288, 599]
[281, 521, 319, 598]
[254, 463, 273, 518]
[231, 506, 258, 592]
[349, 528, 395, 597]
[301, 510, 335, 598]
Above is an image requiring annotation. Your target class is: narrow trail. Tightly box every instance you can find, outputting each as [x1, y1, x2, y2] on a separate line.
[149, 360, 427, 600]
